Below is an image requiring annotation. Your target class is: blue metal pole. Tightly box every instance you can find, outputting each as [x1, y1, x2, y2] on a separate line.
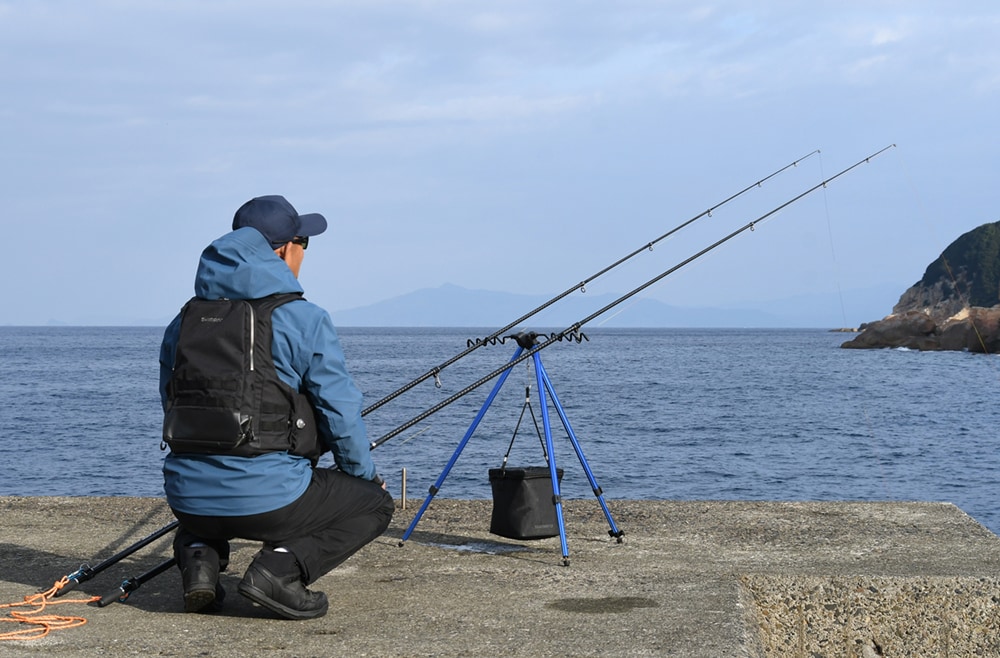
[532, 352, 570, 564]
[536, 357, 624, 541]
[399, 347, 524, 544]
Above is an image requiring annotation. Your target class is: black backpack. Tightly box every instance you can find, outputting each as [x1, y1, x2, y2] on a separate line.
[162, 293, 322, 462]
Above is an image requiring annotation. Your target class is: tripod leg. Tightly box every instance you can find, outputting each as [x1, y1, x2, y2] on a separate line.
[399, 347, 524, 545]
[533, 354, 570, 566]
[537, 359, 625, 542]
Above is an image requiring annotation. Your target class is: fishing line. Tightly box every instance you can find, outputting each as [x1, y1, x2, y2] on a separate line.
[360, 150, 821, 417]
[28, 147, 890, 610]
[594, 296, 642, 327]
[852, 146, 997, 507]
[816, 150, 893, 500]
[817, 151, 851, 328]
[395, 426, 433, 446]
[370, 145, 895, 449]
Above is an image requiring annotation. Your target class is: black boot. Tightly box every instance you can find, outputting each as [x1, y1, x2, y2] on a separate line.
[177, 545, 225, 613]
[237, 549, 328, 620]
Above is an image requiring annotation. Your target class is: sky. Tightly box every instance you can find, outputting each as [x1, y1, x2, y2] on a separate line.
[1, 1, 997, 326]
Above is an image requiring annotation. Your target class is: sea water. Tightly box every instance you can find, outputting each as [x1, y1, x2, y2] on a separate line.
[1, 326, 998, 535]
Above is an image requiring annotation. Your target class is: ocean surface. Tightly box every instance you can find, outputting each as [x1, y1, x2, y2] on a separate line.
[1, 326, 998, 535]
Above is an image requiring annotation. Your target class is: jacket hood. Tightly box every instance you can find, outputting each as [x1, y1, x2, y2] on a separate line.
[193, 227, 304, 300]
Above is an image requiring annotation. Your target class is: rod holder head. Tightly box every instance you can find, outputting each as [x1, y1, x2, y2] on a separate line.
[508, 331, 540, 349]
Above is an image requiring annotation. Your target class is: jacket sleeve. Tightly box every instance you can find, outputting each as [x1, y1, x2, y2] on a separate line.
[158, 315, 182, 412]
[272, 302, 377, 481]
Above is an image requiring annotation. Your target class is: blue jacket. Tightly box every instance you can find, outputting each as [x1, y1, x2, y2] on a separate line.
[160, 227, 376, 516]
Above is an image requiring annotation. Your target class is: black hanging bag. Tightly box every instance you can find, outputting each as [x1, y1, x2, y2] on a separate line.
[489, 465, 563, 540]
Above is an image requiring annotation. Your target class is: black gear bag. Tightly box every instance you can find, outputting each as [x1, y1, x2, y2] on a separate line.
[488, 466, 564, 540]
[162, 293, 322, 462]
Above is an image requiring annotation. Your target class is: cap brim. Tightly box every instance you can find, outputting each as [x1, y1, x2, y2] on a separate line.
[298, 212, 328, 237]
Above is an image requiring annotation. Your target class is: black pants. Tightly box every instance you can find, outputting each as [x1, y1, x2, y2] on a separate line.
[172, 468, 394, 584]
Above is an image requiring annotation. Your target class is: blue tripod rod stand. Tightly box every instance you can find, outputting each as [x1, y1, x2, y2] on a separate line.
[398, 332, 624, 565]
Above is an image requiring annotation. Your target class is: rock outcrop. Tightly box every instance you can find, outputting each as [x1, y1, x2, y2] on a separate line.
[841, 220, 1000, 352]
[841, 306, 1000, 352]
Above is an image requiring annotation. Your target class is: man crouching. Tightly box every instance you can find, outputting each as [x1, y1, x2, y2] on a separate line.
[159, 195, 393, 619]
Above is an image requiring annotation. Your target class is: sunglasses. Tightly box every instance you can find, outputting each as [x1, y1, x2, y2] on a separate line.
[291, 236, 309, 250]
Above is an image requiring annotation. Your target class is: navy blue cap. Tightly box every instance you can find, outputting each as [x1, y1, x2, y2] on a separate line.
[232, 195, 328, 249]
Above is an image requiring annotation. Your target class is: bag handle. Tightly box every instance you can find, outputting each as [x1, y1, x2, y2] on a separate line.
[498, 385, 549, 472]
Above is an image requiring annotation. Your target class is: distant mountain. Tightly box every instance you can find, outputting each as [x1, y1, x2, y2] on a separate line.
[26, 283, 899, 328]
[329, 283, 898, 328]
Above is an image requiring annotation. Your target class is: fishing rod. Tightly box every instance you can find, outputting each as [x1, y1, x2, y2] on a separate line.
[360, 149, 820, 417]
[52, 147, 883, 604]
[369, 144, 895, 449]
[96, 557, 177, 607]
[53, 520, 180, 596]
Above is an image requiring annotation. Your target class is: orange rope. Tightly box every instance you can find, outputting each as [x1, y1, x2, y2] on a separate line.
[0, 577, 100, 641]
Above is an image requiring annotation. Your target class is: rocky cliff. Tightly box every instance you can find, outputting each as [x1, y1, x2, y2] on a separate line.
[841, 220, 1000, 352]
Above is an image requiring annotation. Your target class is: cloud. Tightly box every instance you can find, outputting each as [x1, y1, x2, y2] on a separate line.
[844, 54, 892, 83]
[871, 25, 908, 46]
[376, 93, 598, 123]
[973, 70, 1000, 95]
[1, 1, 998, 326]
[465, 10, 534, 33]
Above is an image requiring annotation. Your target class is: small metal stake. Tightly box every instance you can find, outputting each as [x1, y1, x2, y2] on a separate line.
[401, 467, 407, 510]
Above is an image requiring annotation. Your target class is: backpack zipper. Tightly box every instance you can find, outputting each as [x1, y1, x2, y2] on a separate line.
[249, 302, 255, 372]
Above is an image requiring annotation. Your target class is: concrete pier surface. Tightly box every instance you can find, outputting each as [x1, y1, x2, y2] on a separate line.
[2, 496, 999, 657]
